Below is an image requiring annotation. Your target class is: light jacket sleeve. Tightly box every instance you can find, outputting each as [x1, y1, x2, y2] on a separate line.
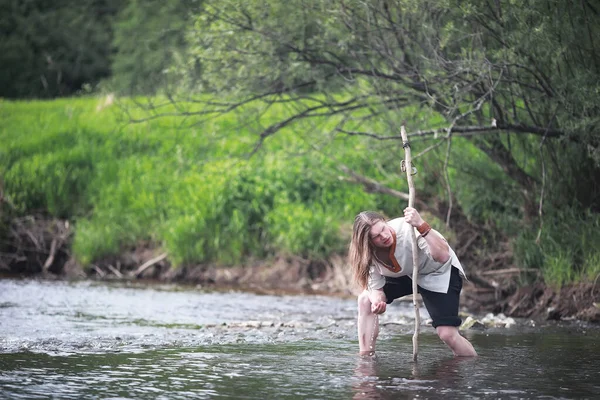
[416, 229, 447, 262]
[367, 265, 386, 291]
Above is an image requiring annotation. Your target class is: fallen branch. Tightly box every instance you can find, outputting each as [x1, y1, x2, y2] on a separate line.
[508, 293, 530, 315]
[132, 253, 168, 277]
[92, 264, 106, 278]
[455, 232, 480, 257]
[479, 268, 539, 276]
[42, 238, 58, 273]
[338, 164, 428, 209]
[24, 229, 41, 250]
[107, 264, 124, 278]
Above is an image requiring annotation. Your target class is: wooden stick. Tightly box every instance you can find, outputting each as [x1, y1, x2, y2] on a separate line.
[400, 124, 421, 362]
[107, 264, 124, 278]
[42, 238, 58, 273]
[132, 253, 168, 277]
[478, 268, 538, 275]
[92, 264, 106, 278]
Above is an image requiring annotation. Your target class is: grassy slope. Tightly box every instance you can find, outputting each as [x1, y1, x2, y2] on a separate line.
[1, 96, 598, 286]
[0, 96, 380, 267]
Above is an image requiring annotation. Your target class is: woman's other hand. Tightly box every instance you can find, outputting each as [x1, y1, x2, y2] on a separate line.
[371, 301, 387, 314]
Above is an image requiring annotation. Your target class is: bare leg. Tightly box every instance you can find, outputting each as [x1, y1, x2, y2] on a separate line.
[436, 326, 477, 357]
[357, 290, 379, 355]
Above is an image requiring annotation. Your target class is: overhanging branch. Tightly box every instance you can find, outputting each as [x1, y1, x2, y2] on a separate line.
[336, 122, 567, 141]
[338, 164, 429, 210]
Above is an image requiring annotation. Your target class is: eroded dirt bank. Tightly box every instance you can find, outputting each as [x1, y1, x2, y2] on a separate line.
[1, 215, 599, 323]
[5, 247, 599, 324]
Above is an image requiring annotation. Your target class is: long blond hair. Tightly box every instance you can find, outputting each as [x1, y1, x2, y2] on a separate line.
[348, 211, 387, 289]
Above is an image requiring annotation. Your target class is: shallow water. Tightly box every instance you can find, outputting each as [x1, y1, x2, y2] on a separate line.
[1, 279, 599, 399]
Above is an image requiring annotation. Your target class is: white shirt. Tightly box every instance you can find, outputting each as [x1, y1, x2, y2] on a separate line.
[367, 217, 466, 293]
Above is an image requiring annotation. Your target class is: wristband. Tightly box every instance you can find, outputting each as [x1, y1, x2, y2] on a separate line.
[417, 221, 431, 237]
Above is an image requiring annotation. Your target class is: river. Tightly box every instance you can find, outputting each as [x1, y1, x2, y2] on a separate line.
[1, 279, 598, 399]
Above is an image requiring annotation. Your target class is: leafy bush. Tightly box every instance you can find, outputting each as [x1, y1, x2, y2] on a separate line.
[513, 209, 600, 286]
[2, 97, 599, 289]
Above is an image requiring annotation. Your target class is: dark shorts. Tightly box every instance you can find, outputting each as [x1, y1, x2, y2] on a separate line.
[382, 267, 463, 328]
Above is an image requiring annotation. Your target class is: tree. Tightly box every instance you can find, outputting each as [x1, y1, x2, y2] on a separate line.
[0, 0, 120, 98]
[166, 0, 599, 223]
[108, 0, 201, 95]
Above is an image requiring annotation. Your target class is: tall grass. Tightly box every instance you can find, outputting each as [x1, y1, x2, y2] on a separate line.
[513, 209, 600, 287]
[0, 97, 378, 267]
[1, 96, 598, 287]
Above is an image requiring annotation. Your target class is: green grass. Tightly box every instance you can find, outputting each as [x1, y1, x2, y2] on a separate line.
[1, 95, 598, 288]
[513, 209, 600, 287]
[0, 96, 379, 267]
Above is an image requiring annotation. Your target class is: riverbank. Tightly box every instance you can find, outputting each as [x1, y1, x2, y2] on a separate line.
[4, 244, 599, 324]
[1, 213, 598, 323]
[164, 260, 600, 323]
[168, 259, 600, 324]
[3, 97, 600, 330]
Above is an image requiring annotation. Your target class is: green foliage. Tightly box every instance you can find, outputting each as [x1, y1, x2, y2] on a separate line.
[2, 96, 599, 287]
[0, 0, 202, 98]
[265, 201, 342, 258]
[447, 136, 524, 233]
[4, 147, 94, 217]
[181, 0, 351, 94]
[73, 154, 180, 264]
[513, 209, 600, 287]
[170, 0, 600, 288]
[543, 251, 575, 289]
[108, 0, 200, 95]
[181, 0, 600, 212]
[0, 97, 377, 267]
[2, 0, 599, 289]
[0, 0, 120, 98]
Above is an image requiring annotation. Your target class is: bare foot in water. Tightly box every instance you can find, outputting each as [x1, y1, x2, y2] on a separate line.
[359, 351, 377, 358]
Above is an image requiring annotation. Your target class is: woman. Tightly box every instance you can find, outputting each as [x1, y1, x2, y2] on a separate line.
[349, 207, 477, 357]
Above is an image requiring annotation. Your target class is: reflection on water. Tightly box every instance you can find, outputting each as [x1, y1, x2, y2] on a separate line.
[1, 279, 599, 399]
[351, 330, 600, 399]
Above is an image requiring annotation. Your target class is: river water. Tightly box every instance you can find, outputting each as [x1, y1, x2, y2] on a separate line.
[0, 279, 598, 399]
